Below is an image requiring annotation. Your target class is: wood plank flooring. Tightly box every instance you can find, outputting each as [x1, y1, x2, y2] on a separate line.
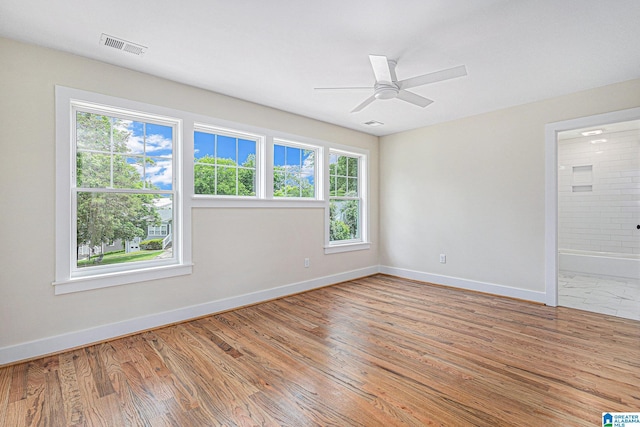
[1, 274, 639, 426]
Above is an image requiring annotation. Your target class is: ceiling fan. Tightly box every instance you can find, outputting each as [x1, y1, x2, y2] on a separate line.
[315, 54, 467, 113]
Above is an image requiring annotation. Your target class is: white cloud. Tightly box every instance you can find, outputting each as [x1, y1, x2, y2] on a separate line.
[126, 136, 144, 153]
[116, 120, 172, 155]
[146, 159, 173, 188]
[146, 133, 172, 153]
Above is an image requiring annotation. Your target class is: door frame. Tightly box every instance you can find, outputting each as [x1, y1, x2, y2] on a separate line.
[544, 106, 640, 306]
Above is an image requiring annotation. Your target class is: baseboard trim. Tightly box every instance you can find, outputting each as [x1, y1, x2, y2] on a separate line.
[379, 266, 547, 304]
[1, 265, 548, 365]
[0, 266, 379, 366]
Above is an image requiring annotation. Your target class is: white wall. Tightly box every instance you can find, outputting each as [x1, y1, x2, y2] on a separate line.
[2, 34, 640, 364]
[0, 38, 379, 363]
[558, 129, 640, 255]
[379, 78, 640, 302]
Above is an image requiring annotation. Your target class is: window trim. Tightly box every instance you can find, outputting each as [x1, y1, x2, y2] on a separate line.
[54, 86, 192, 295]
[325, 147, 370, 254]
[71, 106, 178, 278]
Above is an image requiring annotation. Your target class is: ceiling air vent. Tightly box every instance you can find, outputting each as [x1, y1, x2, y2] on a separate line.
[100, 33, 147, 56]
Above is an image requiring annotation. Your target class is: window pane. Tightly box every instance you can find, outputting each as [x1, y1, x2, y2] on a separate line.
[347, 157, 358, 177]
[347, 177, 358, 196]
[194, 131, 214, 160]
[285, 146, 301, 167]
[336, 155, 348, 176]
[216, 165, 237, 195]
[273, 169, 286, 196]
[329, 176, 337, 196]
[76, 192, 173, 268]
[329, 153, 338, 172]
[194, 163, 216, 194]
[238, 168, 256, 196]
[145, 123, 173, 157]
[336, 176, 347, 196]
[112, 119, 132, 153]
[76, 152, 112, 188]
[145, 156, 173, 190]
[273, 144, 286, 166]
[112, 155, 145, 189]
[238, 139, 255, 166]
[123, 121, 145, 154]
[217, 135, 237, 163]
[195, 130, 257, 197]
[76, 112, 111, 151]
[329, 199, 360, 241]
[285, 173, 301, 197]
[301, 150, 315, 187]
[273, 143, 316, 198]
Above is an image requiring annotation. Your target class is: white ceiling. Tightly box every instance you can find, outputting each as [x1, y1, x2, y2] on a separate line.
[1, 0, 640, 136]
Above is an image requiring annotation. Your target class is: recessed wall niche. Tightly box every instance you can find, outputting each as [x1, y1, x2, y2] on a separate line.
[571, 164, 592, 192]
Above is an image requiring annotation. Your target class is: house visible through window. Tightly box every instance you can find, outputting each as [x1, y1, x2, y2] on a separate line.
[74, 108, 177, 270]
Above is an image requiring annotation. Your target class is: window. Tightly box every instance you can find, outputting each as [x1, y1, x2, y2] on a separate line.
[329, 151, 361, 241]
[194, 127, 259, 197]
[326, 149, 369, 253]
[273, 140, 317, 198]
[55, 87, 369, 294]
[148, 225, 168, 236]
[74, 109, 176, 270]
[54, 86, 191, 294]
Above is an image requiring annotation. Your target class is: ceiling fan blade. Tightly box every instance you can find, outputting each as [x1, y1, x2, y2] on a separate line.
[369, 54, 393, 82]
[351, 95, 377, 113]
[397, 65, 467, 90]
[397, 90, 434, 108]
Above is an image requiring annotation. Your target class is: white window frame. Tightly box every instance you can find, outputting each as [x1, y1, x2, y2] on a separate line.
[148, 225, 168, 236]
[325, 147, 370, 254]
[193, 124, 264, 199]
[272, 139, 322, 200]
[189, 122, 326, 209]
[54, 86, 192, 295]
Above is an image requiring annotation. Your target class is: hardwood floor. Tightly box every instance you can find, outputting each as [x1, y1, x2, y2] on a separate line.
[1, 274, 639, 426]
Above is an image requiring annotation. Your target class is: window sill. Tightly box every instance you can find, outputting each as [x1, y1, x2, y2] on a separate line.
[191, 196, 325, 209]
[52, 263, 193, 295]
[324, 242, 371, 254]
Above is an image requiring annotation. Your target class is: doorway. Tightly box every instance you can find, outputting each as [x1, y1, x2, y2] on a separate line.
[545, 107, 640, 320]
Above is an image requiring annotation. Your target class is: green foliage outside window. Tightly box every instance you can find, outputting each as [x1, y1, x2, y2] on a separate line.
[194, 154, 256, 196]
[75, 112, 168, 267]
[329, 154, 360, 241]
[273, 164, 315, 198]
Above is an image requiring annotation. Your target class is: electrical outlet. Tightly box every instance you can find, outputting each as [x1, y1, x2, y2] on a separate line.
[439, 254, 446, 264]
[304, 258, 310, 268]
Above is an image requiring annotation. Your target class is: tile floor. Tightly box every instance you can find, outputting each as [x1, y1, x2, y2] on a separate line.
[558, 271, 640, 321]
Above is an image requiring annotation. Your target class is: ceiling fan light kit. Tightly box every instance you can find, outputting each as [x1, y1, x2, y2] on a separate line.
[316, 54, 467, 113]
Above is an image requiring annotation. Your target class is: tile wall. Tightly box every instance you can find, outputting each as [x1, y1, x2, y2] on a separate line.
[558, 127, 640, 255]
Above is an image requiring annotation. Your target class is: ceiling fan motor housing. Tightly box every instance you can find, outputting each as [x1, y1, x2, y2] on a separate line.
[374, 82, 399, 99]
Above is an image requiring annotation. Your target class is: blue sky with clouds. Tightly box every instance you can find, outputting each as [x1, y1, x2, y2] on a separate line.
[194, 131, 315, 185]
